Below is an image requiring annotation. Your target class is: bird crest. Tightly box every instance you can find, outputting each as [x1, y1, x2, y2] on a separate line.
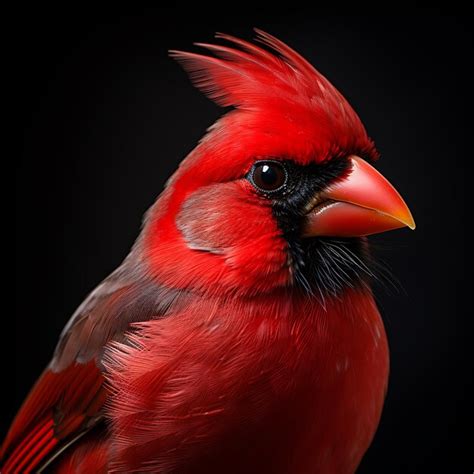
[170, 29, 378, 162]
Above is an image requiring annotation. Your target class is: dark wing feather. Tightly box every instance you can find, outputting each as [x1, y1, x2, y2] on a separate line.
[1, 257, 181, 473]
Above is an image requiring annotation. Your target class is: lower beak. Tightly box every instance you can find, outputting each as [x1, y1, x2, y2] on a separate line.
[303, 156, 415, 238]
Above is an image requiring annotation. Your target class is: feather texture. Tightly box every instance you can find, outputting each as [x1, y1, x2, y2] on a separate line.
[170, 28, 378, 164]
[1, 254, 185, 472]
[103, 288, 389, 473]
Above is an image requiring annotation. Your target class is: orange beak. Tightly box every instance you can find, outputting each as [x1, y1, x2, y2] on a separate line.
[303, 156, 415, 238]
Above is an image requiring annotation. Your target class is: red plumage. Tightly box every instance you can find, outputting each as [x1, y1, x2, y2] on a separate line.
[3, 29, 414, 473]
[102, 289, 388, 473]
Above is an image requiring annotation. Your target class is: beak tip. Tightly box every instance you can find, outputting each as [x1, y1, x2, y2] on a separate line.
[402, 213, 416, 230]
[394, 215, 415, 231]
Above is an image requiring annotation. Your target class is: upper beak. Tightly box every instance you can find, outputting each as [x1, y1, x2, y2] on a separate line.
[303, 156, 415, 238]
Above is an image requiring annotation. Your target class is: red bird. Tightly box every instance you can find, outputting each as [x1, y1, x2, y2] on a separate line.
[2, 30, 415, 473]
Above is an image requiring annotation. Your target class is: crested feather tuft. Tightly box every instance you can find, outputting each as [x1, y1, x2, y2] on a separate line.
[170, 29, 378, 162]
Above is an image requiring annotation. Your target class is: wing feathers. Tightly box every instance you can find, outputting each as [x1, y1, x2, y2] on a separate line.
[1, 362, 103, 473]
[2, 260, 181, 472]
[2, 418, 57, 473]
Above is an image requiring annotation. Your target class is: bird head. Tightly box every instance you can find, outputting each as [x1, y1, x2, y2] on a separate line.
[142, 30, 415, 297]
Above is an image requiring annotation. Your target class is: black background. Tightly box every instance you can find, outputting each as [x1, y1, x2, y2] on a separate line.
[10, 6, 471, 473]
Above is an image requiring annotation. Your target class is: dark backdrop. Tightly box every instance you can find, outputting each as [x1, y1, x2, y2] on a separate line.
[10, 6, 471, 473]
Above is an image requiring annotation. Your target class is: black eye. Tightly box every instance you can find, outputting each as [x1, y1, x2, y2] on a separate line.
[249, 161, 287, 193]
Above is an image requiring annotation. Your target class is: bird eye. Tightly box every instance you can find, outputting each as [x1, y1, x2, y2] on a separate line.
[249, 161, 287, 193]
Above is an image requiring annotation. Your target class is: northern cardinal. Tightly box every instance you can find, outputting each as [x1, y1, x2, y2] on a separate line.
[2, 30, 415, 473]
